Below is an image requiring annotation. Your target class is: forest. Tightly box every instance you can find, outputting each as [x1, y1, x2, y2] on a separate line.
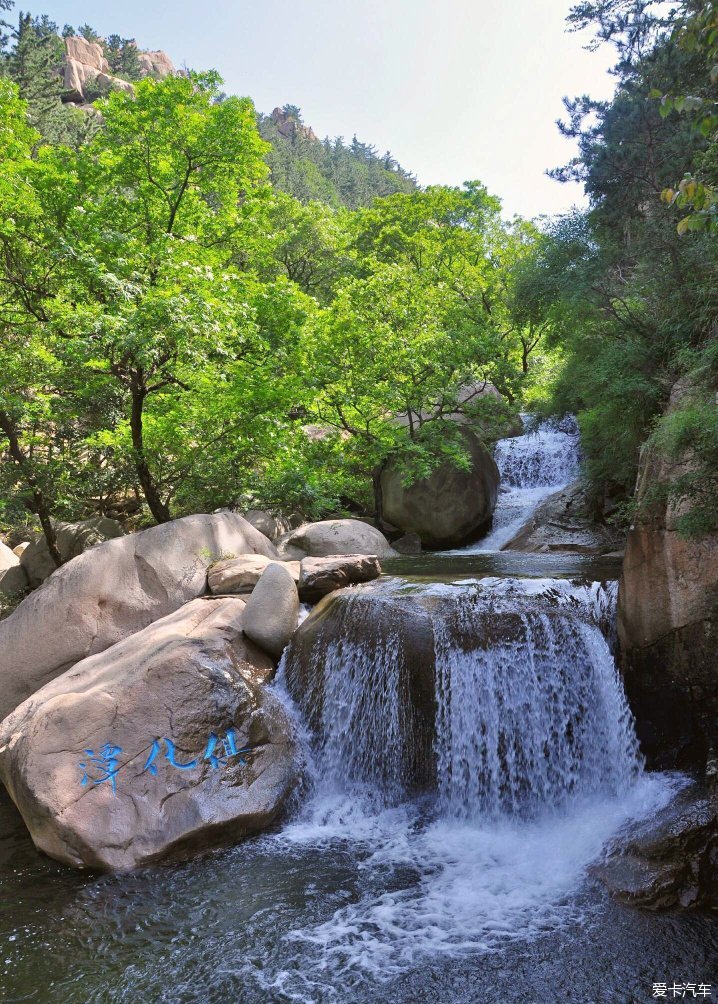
[0, 0, 716, 585]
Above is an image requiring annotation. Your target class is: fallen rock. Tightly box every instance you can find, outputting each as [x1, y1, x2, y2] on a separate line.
[595, 781, 718, 909]
[243, 562, 299, 659]
[0, 597, 298, 871]
[20, 517, 126, 588]
[208, 554, 299, 594]
[284, 519, 396, 558]
[0, 512, 279, 722]
[502, 480, 625, 554]
[377, 428, 499, 549]
[298, 554, 382, 600]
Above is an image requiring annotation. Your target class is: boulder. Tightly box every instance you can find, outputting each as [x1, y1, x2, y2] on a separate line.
[242, 562, 299, 659]
[136, 50, 175, 78]
[208, 554, 300, 595]
[12, 542, 29, 558]
[0, 542, 28, 600]
[595, 781, 718, 909]
[283, 519, 396, 558]
[618, 379, 718, 768]
[502, 480, 625, 554]
[377, 428, 499, 549]
[0, 512, 279, 722]
[64, 36, 109, 72]
[0, 597, 298, 871]
[298, 554, 382, 601]
[20, 517, 126, 588]
[242, 509, 279, 541]
[63, 58, 134, 103]
[393, 532, 422, 555]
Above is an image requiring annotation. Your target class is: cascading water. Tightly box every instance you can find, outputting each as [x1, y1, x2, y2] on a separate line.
[466, 414, 581, 551]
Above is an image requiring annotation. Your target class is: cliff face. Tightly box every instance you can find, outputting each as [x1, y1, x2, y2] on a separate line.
[618, 378, 718, 768]
[61, 36, 175, 105]
[271, 107, 318, 143]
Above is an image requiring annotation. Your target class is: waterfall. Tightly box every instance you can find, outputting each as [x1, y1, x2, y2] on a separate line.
[284, 576, 640, 817]
[433, 585, 641, 820]
[464, 415, 581, 552]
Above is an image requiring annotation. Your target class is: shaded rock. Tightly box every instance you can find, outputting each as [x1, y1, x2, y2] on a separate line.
[298, 554, 381, 601]
[20, 517, 126, 589]
[618, 379, 718, 768]
[595, 781, 718, 909]
[242, 509, 278, 540]
[0, 597, 298, 871]
[377, 428, 499, 549]
[393, 532, 422, 555]
[284, 519, 396, 558]
[12, 542, 30, 558]
[208, 554, 300, 595]
[0, 512, 279, 722]
[503, 480, 625, 555]
[0, 542, 28, 599]
[242, 562, 299, 659]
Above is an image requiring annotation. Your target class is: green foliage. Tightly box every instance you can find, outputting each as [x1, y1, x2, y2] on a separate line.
[258, 109, 417, 209]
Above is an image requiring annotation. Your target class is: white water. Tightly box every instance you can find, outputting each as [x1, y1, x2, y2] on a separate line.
[259, 418, 677, 999]
[464, 415, 581, 552]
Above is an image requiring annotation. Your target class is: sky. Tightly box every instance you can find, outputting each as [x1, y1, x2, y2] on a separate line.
[35, 0, 617, 219]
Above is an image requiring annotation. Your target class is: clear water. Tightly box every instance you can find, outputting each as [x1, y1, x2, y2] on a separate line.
[2, 416, 716, 1003]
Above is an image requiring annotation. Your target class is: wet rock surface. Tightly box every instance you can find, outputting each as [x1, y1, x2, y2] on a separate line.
[596, 780, 718, 909]
[502, 480, 625, 555]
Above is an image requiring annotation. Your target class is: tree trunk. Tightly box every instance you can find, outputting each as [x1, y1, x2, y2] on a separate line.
[0, 408, 63, 568]
[129, 383, 171, 524]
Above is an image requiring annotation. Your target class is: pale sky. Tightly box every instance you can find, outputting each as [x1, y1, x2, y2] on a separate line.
[35, 0, 616, 219]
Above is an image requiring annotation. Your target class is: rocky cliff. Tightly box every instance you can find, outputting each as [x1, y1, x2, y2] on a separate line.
[61, 36, 175, 105]
[618, 378, 718, 768]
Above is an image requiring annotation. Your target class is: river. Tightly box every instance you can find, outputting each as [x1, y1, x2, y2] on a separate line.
[1, 419, 716, 1003]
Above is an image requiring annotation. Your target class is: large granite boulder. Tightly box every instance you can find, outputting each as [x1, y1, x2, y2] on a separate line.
[502, 480, 625, 554]
[242, 563, 299, 659]
[283, 519, 396, 559]
[0, 597, 298, 871]
[595, 781, 718, 909]
[0, 513, 279, 722]
[618, 380, 718, 768]
[377, 428, 500, 549]
[20, 516, 126, 589]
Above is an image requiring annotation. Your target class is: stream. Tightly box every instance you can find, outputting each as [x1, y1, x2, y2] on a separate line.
[1, 419, 717, 1003]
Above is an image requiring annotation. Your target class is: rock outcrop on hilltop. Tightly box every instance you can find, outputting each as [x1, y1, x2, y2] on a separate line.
[61, 36, 175, 105]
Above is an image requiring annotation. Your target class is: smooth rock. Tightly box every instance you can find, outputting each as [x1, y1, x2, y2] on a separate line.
[0, 512, 279, 722]
[0, 597, 297, 871]
[298, 554, 381, 600]
[595, 781, 718, 909]
[0, 542, 28, 600]
[284, 519, 396, 558]
[12, 542, 30, 558]
[208, 554, 300, 594]
[242, 562, 300, 659]
[20, 517, 126, 589]
[502, 480, 625, 554]
[393, 532, 422, 555]
[377, 428, 499, 549]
